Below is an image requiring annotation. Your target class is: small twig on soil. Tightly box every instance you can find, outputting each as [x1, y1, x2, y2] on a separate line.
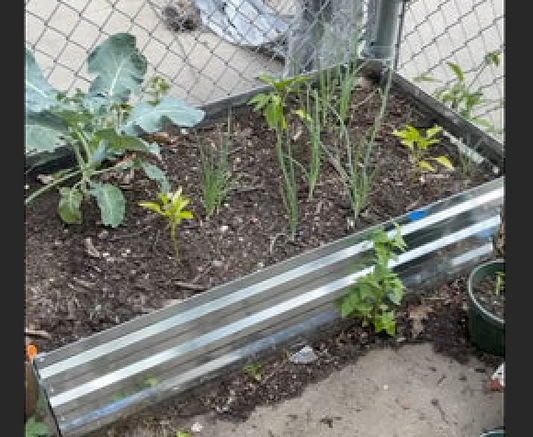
[230, 185, 265, 194]
[259, 361, 288, 386]
[431, 398, 449, 424]
[174, 281, 207, 291]
[228, 145, 244, 156]
[109, 226, 152, 242]
[151, 229, 161, 252]
[191, 262, 213, 284]
[25, 328, 52, 340]
[72, 277, 96, 289]
[173, 262, 213, 291]
[269, 232, 286, 253]
[405, 200, 421, 211]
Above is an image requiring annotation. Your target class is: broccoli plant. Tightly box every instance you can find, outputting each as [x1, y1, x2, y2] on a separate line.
[25, 32, 205, 227]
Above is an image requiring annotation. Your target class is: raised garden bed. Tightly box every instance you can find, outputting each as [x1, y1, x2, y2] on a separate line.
[98, 274, 504, 437]
[25, 49, 504, 436]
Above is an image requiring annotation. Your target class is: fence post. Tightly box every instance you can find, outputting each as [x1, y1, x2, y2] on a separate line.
[361, 0, 406, 67]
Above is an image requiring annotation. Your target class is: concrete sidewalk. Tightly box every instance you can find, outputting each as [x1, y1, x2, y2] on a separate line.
[122, 343, 504, 437]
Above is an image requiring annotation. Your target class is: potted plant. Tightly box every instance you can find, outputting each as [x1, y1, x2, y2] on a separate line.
[466, 212, 505, 356]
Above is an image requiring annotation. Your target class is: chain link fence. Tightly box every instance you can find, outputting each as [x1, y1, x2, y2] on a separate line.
[25, 0, 504, 137]
[398, 0, 504, 138]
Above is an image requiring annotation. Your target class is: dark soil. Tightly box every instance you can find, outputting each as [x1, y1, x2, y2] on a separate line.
[472, 273, 505, 319]
[24, 75, 502, 434]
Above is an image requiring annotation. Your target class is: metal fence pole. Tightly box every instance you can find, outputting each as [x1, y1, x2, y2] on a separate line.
[362, 0, 406, 66]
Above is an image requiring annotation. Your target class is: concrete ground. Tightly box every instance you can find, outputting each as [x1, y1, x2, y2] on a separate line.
[138, 343, 504, 437]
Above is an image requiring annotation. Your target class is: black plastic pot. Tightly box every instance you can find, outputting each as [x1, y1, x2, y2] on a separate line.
[467, 259, 505, 356]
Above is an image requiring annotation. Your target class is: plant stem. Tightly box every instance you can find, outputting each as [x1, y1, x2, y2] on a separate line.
[25, 161, 130, 206]
[275, 129, 299, 241]
[170, 224, 180, 261]
[305, 87, 322, 199]
[25, 169, 82, 205]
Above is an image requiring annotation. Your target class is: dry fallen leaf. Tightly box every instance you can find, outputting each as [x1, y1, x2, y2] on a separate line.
[409, 304, 433, 338]
[36, 174, 55, 185]
[84, 237, 101, 258]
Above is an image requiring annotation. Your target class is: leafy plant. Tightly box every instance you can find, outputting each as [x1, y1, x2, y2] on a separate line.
[414, 51, 503, 136]
[25, 416, 50, 437]
[391, 124, 453, 176]
[321, 101, 370, 221]
[243, 362, 264, 381]
[138, 186, 193, 261]
[248, 74, 311, 131]
[337, 223, 407, 336]
[249, 74, 310, 240]
[25, 32, 205, 227]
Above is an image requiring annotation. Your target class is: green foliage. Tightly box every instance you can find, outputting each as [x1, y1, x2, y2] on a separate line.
[414, 51, 503, 136]
[141, 75, 170, 105]
[199, 113, 239, 217]
[494, 270, 505, 296]
[25, 32, 205, 227]
[295, 88, 323, 199]
[243, 362, 263, 381]
[337, 223, 407, 336]
[392, 124, 453, 175]
[139, 186, 193, 261]
[248, 74, 311, 131]
[434, 61, 483, 118]
[25, 416, 50, 437]
[143, 376, 160, 387]
[319, 71, 394, 221]
[248, 74, 310, 241]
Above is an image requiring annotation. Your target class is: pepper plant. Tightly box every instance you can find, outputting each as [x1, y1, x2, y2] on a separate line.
[248, 74, 311, 240]
[414, 51, 503, 136]
[25, 32, 205, 227]
[138, 187, 193, 261]
[391, 124, 453, 177]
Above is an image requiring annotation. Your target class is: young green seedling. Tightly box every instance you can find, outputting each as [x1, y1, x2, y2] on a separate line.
[391, 124, 453, 176]
[337, 223, 407, 336]
[199, 111, 239, 218]
[243, 362, 263, 381]
[414, 51, 503, 136]
[248, 74, 311, 131]
[494, 270, 505, 296]
[248, 74, 310, 241]
[138, 187, 193, 261]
